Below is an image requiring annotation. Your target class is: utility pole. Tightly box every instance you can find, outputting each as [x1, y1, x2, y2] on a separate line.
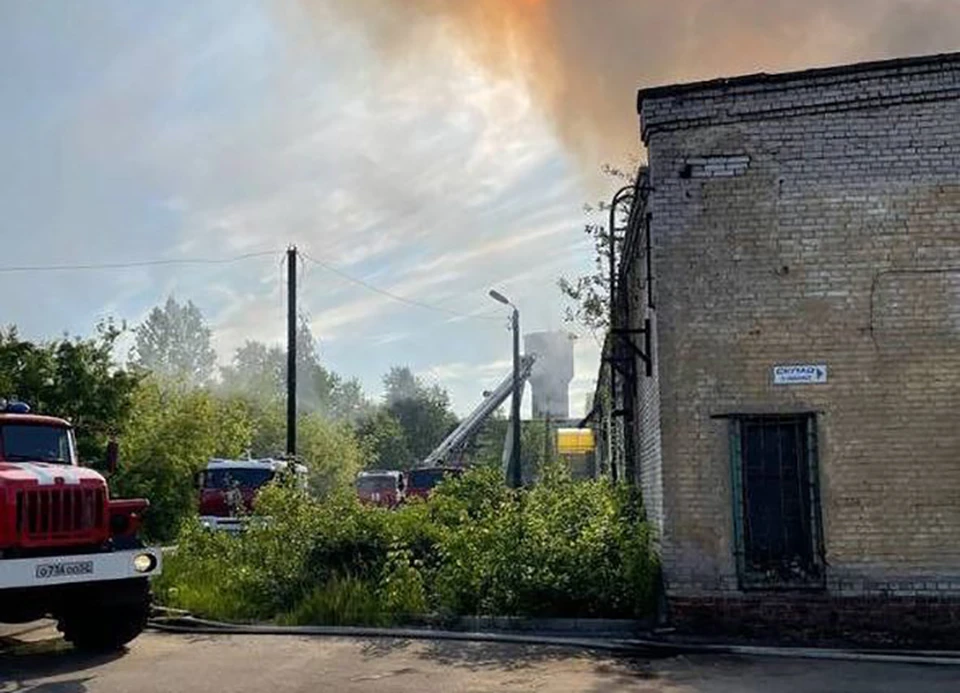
[510, 306, 521, 488]
[286, 246, 297, 457]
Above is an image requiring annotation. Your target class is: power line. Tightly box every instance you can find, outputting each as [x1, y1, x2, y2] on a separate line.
[0, 250, 280, 274]
[0, 246, 505, 323]
[300, 249, 501, 322]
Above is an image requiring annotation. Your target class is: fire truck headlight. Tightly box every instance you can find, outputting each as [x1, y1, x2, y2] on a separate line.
[133, 553, 157, 573]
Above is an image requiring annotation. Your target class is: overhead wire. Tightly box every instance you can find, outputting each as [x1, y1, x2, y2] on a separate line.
[299, 249, 502, 322]
[0, 245, 506, 325]
[0, 249, 281, 274]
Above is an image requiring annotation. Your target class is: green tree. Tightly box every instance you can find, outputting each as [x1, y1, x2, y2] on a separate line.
[0, 322, 139, 461]
[519, 419, 555, 485]
[327, 377, 366, 421]
[220, 340, 284, 402]
[240, 398, 286, 458]
[466, 409, 507, 469]
[379, 366, 457, 468]
[229, 396, 364, 494]
[298, 413, 364, 496]
[132, 297, 217, 385]
[220, 320, 367, 420]
[383, 366, 421, 404]
[467, 415, 554, 484]
[114, 378, 253, 541]
[356, 408, 409, 469]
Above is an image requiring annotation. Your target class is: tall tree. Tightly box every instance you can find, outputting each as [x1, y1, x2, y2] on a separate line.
[220, 340, 284, 402]
[132, 297, 217, 385]
[0, 321, 140, 461]
[383, 366, 421, 404]
[219, 319, 368, 423]
[356, 407, 409, 469]
[364, 366, 458, 468]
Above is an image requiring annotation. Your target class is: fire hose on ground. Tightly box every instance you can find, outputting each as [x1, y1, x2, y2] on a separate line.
[146, 610, 960, 667]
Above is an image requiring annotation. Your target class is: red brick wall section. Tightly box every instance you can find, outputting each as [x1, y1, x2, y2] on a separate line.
[670, 594, 960, 647]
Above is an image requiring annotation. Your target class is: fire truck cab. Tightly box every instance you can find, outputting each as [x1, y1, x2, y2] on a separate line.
[197, 456, 307, 532]
[356, 470, 405, 507]
[0, 400, 161, 651]
[405, 467, 462, 500]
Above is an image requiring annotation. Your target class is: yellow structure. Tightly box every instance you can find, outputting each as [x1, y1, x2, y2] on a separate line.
[556, 428, 595, 455]
[555, 427, 596, 479]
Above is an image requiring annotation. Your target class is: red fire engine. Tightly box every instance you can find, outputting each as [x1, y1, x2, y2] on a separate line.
[0, 400, 161, 651]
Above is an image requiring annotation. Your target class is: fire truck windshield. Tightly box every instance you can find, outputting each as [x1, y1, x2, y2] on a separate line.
[203, 468, 275, 489]
[0, 424, 73, 464]
[357, 475, 398, 493]
[407, 469, 447, 490]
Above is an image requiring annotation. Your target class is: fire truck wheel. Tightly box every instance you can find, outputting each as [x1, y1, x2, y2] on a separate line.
[58, 584, 151, 652]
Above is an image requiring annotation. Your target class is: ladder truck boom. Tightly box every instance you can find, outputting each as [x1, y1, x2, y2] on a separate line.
[421, 354, 535, 468]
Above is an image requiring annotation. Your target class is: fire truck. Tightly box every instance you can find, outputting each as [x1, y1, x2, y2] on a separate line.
[404, 467, 463, 500]
[197, 456, 307, 532]
[355, 470, 405, 507]
[0, 400, 161, 651]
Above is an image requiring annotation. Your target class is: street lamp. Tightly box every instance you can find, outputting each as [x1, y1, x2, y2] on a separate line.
[489, 289, 522, 489]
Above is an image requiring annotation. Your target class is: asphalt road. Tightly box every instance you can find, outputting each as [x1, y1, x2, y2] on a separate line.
[2, 625, 960, 692]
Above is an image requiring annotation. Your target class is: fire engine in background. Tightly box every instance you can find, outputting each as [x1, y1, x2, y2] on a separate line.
[196, 456, 307, 532]
[0, 400, 161, 651]
[404, 467, 463, 500]
[355, 470, 405, 507]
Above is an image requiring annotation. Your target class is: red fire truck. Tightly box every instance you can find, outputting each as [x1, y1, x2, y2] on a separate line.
[404, 467, 463, 500]
[355, 470, 405, 507]
[196, 457, 307, 532]
[0, 400, 161, 651]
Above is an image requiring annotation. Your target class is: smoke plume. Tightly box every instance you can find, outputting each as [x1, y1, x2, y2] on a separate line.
[295, 0, 960, 169]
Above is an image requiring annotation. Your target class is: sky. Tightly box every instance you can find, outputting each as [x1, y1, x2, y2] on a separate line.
[2, 0, 958, 417]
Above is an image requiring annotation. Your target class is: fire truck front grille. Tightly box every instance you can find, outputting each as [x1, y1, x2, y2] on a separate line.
[15, 487, 106, 540]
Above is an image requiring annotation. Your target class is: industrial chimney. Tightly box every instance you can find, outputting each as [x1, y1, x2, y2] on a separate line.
[524, 331, 574, 419]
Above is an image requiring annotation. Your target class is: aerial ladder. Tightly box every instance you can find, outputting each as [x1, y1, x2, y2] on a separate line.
[421, 354, 535, 475]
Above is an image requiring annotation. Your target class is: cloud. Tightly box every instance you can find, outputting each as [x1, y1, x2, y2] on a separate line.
[371, 331, 412, 346]
[307, 268, 463, 337]
[419, 358, 513, 383]
[408, 218, 574, 278]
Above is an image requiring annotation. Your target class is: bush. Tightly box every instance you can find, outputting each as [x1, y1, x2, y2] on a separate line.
[115, 379, 252, 542]
[158, 466, 658, 625]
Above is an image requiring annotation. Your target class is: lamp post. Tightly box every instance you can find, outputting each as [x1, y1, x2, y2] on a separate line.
[489, 289, 522, 489]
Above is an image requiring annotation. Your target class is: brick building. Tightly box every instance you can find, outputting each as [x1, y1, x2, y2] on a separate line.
[596, 52, 960, 640]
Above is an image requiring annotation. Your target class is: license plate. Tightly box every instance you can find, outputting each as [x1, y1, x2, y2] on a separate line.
[35, 560, 94, 579]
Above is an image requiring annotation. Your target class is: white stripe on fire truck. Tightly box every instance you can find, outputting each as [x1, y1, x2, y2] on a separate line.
[11, 463, 81, 486]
